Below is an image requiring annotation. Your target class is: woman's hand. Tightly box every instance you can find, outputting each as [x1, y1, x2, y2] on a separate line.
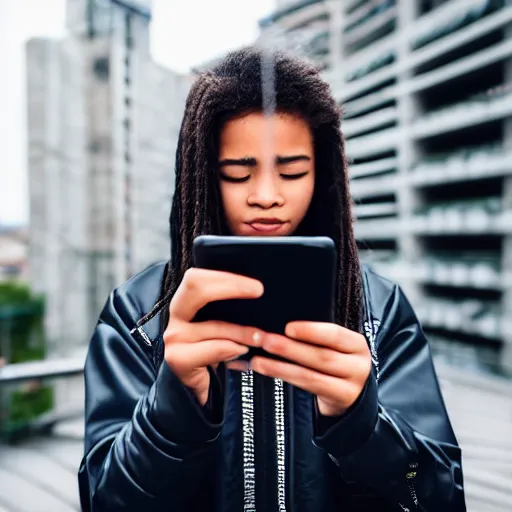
[230, 322, 372, 417]
[164, 268, 264, 406]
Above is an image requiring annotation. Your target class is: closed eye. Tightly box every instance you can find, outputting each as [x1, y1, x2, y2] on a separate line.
[219, 173, 250, 183]
[280, 171, 310, 180]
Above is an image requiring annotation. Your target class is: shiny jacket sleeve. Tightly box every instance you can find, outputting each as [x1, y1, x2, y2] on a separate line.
[78, 290, 222, 511]
[313, 285, 466, 511]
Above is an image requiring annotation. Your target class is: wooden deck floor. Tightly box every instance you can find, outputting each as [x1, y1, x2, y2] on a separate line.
[0, 363, 511, 511]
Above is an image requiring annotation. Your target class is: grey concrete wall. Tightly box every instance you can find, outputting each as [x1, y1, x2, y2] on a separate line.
[27, 0, 189, 352]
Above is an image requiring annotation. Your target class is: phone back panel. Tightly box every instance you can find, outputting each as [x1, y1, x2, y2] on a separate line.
[192, 236, 337, 339]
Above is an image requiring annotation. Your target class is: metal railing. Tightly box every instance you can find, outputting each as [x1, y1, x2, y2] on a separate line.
[0, 356, 85, 438]
[0, 356, 84, 385]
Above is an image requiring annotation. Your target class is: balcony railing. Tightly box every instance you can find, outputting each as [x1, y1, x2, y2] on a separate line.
[343, 84, 397, 118]
[349, 156, 398, 178]
[368, 254, 508, 291]
[416, 298, 503, 341]
[343, 106, 397, 137]
[410, 146, 512, 187]
[354, 202, 397, 218]
[354, 217, 400, 239]
[345, 0, 396, 34]
[409, 39, 512, 95]
[350, 174, 397, 198]
[345, 4, 397, 51]
[345, 127, 399, 159]
[412, 0, 503, 49]
[412, 197, 512, 235]
[346, 49, 396, 82]
[411, 89, 512, 139]
[260, 0, 326, 28]
[408, 6, 512, 71]
[0, 356, 85, 439]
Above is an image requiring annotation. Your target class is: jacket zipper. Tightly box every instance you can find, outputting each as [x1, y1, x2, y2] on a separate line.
[241, 371, 287, 511]
[241, 370, 256, 511]
[398, 462, 419, 510]
[406, 462, 419, 507]
[274, 378, 287, 511]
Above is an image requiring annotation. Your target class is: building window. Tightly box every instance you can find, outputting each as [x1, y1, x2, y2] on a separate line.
[89, 140, 102, 153]
[93, 56, 110, 81]
[125, 97, 131, 107]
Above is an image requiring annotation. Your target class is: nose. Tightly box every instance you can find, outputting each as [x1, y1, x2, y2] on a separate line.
[247, 171, 284, 209]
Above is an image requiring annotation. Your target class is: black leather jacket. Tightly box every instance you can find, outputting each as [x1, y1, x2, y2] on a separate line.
[78, 262, 466, 511]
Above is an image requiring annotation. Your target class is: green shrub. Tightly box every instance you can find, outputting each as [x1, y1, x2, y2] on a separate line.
[9, 385, 54, 425]
[0, 282, 52, 438]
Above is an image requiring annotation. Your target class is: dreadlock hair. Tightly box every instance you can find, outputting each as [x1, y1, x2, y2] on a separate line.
[137, 46, 362, 339]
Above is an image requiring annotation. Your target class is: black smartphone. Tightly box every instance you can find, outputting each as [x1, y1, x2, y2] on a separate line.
[192, 235, 337, 361]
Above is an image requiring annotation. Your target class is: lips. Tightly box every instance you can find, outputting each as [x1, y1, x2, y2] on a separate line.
[246, 218, 288, 234]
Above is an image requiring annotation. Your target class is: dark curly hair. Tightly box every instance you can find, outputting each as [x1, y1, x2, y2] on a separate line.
[137, 46, 362, 336]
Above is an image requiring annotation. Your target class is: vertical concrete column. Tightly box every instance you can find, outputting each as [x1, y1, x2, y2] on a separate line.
[395, 0, 423, 304]
[327, 0, 344, 88]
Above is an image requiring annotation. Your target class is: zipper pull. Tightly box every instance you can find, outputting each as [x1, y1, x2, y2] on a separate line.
[398, 462, 419, 511]
[130, 326, 153, 347]
[406, 462, 419, 507]
[406, 461, 418, 480]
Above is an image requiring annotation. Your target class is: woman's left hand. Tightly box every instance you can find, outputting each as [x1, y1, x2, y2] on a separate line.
[229, 322, 372, 417]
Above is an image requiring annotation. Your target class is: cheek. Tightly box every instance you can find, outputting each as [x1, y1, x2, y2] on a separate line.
[292, 176, 315, 216]
[219, 184, 244, 221]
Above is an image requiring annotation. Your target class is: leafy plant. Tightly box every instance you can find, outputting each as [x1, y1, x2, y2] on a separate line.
[0, 281, 52, 439]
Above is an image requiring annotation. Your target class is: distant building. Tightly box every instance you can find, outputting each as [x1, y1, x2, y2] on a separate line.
[261, 0, 512, 373]
[27, 0, 189, 350]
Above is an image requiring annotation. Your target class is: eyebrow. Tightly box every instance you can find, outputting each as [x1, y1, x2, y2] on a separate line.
[218, 157, 257, 168]
[277, 155, 311, 165]
[218, 155, 311, 167]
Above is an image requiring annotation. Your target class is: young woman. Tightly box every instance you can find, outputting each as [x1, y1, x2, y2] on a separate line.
[78, 48, 466, 511]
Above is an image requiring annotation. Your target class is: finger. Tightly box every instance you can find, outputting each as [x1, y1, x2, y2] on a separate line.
[262, 333, 357, 378]
[166, 340, 249, 373]
[170, 268, 263, 321]
[285, 322, 365, 353]
[250, 356, 357, 409]
[191, 321, 264, 348]
[164, 320, 264, 350]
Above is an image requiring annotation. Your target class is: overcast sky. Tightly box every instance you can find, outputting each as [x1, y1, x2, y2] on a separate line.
[0, 0, 275, 225]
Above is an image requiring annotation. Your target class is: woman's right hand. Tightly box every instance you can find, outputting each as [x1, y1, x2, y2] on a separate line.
[164, 268, 264, 406]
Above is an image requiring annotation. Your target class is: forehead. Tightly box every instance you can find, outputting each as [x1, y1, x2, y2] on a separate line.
[219, 111, 313, 155]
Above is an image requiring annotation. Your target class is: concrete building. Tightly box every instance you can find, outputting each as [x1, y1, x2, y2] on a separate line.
[27, 0, 189, 351]
[260, 0, 512, 374]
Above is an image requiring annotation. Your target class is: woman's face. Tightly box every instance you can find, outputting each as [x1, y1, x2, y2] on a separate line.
[218, 111, 315, 236]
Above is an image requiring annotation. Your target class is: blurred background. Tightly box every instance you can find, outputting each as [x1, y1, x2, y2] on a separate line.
[0, 0, 511, 510]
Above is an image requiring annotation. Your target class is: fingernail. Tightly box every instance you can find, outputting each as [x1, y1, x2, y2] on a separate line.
[286, 324, 296, 338]
[252, 331, 262, 346]
[227, 360, 250, 372]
